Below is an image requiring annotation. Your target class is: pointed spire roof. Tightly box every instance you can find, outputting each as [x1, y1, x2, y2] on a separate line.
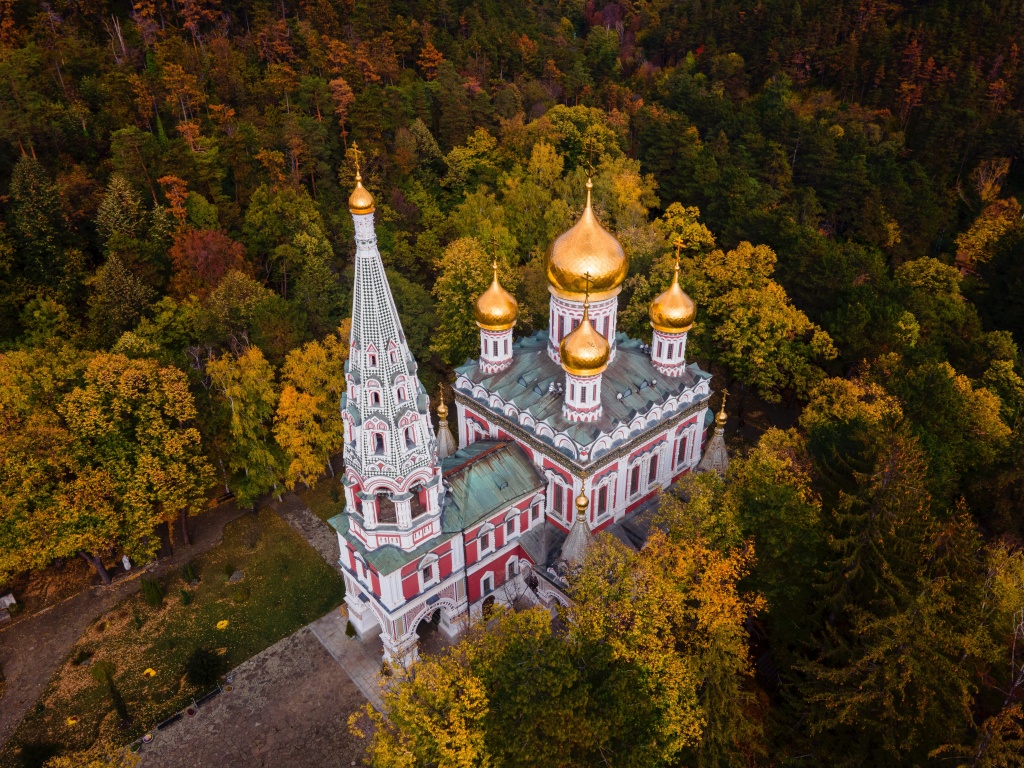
[341, 167, 438, 498]
[697, 391, 729, 477]
[561, 491, 593, 566]
[436, 385, 457, 460]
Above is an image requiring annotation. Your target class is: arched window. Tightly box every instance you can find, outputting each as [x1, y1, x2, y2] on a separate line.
[597, 485, 608, 516]
[657, 341, 663, 357]
[370, 390, 381, 407]
[404, 426, 416, 448]
[397, 386, 407, 401]
[558, 315, 565, 341]
[373, 433, 385, 454]
[648, 454, 659, 484]
[629, 465, 640, 496]
[666, 344, 674, 360]
[368, 352, 377, 367]
[389, 349, 398, 364]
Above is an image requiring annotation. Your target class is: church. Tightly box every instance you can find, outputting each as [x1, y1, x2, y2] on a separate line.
[329, 166, 726, 666]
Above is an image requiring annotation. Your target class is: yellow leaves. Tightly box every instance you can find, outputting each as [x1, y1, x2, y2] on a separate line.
[142, 668, 157, 678]
[274, 327, 348, 490]
[359, 653, 491, 768]
[216, 620, 229, 630]
[955, 197, 1022, 273]
[800, 377, 903, 434]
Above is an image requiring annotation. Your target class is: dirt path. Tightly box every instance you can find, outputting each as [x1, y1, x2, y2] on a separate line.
[271, 493, 342, 575]
[0, 502, 249, 750]
[137, 625, 366, 768]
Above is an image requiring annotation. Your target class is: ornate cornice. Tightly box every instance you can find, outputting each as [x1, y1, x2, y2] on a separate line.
[453, 389, 711, 480]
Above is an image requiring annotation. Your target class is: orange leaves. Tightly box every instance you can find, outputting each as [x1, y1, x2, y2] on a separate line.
[168, 228, 248, 300]
[418, 41, 444, 81]
[157, 175, 188, 225]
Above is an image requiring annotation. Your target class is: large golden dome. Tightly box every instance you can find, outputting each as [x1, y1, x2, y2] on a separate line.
[348, 171, 375, 214]
[474, 261, 518, 331]
[650, 261, 696, 333]
[546, 179, 628, 302]
[559, 301, 610, 377]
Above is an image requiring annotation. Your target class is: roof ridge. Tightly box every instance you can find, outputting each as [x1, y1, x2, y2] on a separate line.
[444, 441, 508, 477]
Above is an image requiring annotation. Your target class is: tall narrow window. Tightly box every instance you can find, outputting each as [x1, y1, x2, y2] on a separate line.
[389, 349, 398, 364]
[368, 352, 377, 367]
[506, 519, 515, 537]
[371, 391, 381, 407]
[666, 344, 674, 360]
[492, 340, 498, 356]
[503, 339, 508, 355]
[507, 560, 517, 580]
[405, 426, 416, 448]
[630, 465, 640, 496]
[677, 436, 688, 465]
[570, 383, 575, 400]
[373, 433, 385, 454]
[657, 341, 663, 357]
[648, 455, 659, 484]
[553, 483, 564, 517]
[558, 316, 565, 341]
[580, 387, 587, 404]
[397, 386, 407, 401]
[597, 485, 608, 515]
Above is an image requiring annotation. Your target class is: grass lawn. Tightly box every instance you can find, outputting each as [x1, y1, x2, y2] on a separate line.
[297, 472, 346, 524]
[0, 509, 344, 768]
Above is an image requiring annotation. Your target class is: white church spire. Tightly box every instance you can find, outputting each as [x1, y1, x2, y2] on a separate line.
[340, 144, 444, 549]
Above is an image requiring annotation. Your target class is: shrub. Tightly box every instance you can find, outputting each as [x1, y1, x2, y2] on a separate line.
[221, 562, 236, 580]
[89, 660, 115, 684]
[140, 577, 164, 607]
[185, 647, 226, 688]
[72, 648, 93, 665]
[181, 561, 198, 583]
[179, 589, 193, 606]
[231, 583, 251, 604]
[345, 621, 356, 638]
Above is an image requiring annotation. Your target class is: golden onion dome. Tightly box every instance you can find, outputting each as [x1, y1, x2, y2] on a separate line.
[559, 301, 610, 377]
[546, 179, 628, 302]
[474, 261, 518, 331]
[348, 171, 375, 215]
[650, 261, 696, 333]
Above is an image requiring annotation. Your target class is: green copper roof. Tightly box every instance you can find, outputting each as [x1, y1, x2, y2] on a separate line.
[440, 441, 546, 532]
[455, 332, 711, 449]
[329, 441, 544, 575]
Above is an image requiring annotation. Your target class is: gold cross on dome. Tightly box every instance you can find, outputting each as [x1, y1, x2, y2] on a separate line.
[583, 271, 592, 306]
[350, 142, 363, 178]
[584, 136, 598, 178]
[672, 236, 685, 266]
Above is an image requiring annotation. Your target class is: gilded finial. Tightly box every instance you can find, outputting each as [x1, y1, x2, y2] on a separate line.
[584, 136, 598, 178]
[351, 141, 363, 179]
[672, 236, 685, 268]
[437, 383, 448, 420]
[347, 141, 375, 214]
[575, 491, 589, 515]
[716, 389, 728, 428]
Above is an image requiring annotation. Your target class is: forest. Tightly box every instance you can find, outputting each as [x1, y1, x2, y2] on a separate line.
[1, 0, 1023, 764]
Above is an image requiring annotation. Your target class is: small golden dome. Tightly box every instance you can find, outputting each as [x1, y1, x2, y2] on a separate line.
[348, 171, 375, 215]
[559, 301, 610, 377]
[437, 386, 449, 421]
[546, 179, 628, 302]
[474, 261, 518, 331]
[715, 390, 728, 428]
[650, 261, 696, 333]
[575, 491, 589, 515]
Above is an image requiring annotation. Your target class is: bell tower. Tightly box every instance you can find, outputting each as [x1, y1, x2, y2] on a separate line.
[340, 144, 444, 552]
